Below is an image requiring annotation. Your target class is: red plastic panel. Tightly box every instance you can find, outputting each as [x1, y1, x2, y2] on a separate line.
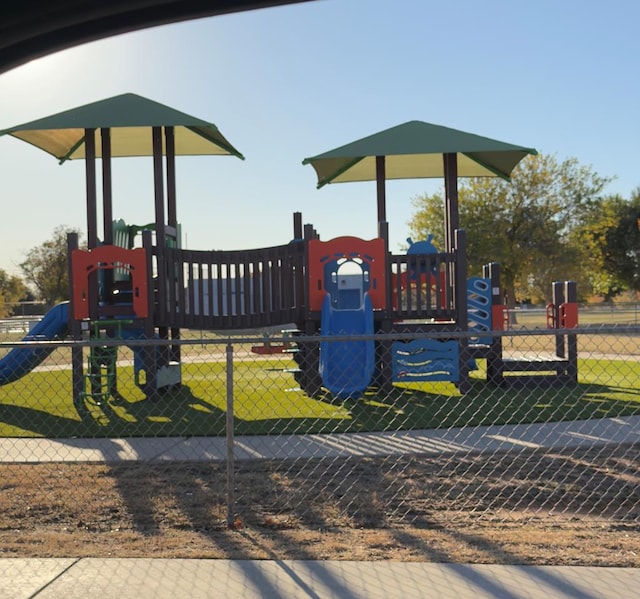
[71, 246, 148, 320]
[307, 236, 386, 311]
[559, 302, 579, 329]
[492, 305, 507, 331]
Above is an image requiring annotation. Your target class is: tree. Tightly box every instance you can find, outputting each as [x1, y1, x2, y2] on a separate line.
[19, 225, 81, 307]
[568, 194, 628, 301]
[408, 154, 611, 305]
[0, 269, 29, 317]
[597, 189, 640, 296]
[564, 189, 640, 301]
[408, 191, 446, 249]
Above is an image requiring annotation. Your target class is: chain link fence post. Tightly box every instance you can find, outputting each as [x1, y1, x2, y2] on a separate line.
[225, 340, 235, 528]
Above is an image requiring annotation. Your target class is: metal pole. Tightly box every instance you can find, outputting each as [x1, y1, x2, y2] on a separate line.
[443, 152, 459, 254]
[165, 126, 177, 228]
[225, 341, 235, 528]
[101, 128, 114, 299]
[454, 228, 470, 393]
[553, 281, 565, 358]
[67, 232, 84, 411]
[484, 262, 504, 385]
[101, 128, 113, 245]
[565, 281, 578, 382]
[164, 126, 180, 365]
[84, 128, 98, 249]
[375, 155, 386, 226]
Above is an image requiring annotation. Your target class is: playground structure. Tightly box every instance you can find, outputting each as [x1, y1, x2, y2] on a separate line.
[0, 95, 579, 412]
[65, 209, 578, 404]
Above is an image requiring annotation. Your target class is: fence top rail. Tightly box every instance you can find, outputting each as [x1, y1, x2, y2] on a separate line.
[2, 324, 637, 350]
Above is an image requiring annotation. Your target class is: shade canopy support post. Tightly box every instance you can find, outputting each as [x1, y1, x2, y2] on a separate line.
[375, 155, 386, 227]
[83, 128, 99, 319]
[164, 125, 180, 365]
[443, 152, 459, 254]
[152, 126, 168, 367]
[165, 126, 177, 230]
[101, 128, 113, 246]
[100, 127, 114, 297]
[84, 128, 98, 250]
[152, 126, 166, 251]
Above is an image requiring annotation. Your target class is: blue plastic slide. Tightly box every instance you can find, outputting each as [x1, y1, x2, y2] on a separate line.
[319, 292, 375, 399]
[0, 302, 69, 386]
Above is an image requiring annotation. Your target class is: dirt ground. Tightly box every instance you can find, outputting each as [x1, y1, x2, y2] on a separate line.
[0, 442, 638, 566]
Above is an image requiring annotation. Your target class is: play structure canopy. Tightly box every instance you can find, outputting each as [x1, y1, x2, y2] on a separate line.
[0, 92, 245, 251]
[302, 120, 537, 188]
[0, 93, 245, 163]
[303, 120, 537, 252]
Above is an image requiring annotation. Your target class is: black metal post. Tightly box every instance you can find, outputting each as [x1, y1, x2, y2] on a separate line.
[484, 262, 504, 385]
[565, 281, 578, 382]
[454, 229, 470, 393]
[375, 155, 386, 226]
[443, 153, 459, 254]
[67, 232, 85, 414]
[552, 281, 565, 359]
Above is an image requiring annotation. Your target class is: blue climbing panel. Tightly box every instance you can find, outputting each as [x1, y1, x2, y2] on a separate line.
[467, 276, 492, 346]
[392, 338, 460, 383]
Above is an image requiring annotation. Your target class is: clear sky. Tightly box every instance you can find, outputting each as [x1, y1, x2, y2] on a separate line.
[0, 0, 639, 277]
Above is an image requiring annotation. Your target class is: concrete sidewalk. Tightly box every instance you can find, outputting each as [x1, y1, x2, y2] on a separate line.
[1, 414, 639, 464]
[3, 558, 640, 599]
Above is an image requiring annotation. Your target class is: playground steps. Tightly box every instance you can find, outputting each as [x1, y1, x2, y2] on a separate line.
[493, 351, 576, 388]
[502, 351, 570, 369]
[467, 343, 496, 359]
[467, 343, 578, 387]
[496, 372, 576, 388]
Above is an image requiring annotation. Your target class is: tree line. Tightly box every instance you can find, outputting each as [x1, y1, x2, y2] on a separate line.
[408, 153, 640, 305]
[0, 225, 78, 317]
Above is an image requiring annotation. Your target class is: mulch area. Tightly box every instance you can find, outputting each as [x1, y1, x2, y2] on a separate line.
[0, 442, 638, 564]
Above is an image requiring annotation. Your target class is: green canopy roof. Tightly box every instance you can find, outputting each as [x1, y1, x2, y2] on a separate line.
[303, 120, 537, 188]
[0, 93, 245, 163]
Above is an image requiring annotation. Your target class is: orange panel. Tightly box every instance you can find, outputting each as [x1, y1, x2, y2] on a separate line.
[491, 305, 507, 331]
[71, 246, 148, 320]
[559, 302, 579, 329]
[307, 236, 387, 311]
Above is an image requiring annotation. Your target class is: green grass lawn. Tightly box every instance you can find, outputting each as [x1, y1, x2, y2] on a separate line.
[0, 356, 639, 439]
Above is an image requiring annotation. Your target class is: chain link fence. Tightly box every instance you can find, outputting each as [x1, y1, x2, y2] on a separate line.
[0, 318, 638, 570]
